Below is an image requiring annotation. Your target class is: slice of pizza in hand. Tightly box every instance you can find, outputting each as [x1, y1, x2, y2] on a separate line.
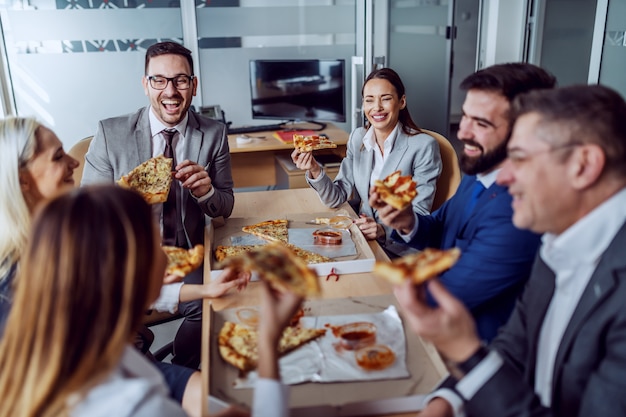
[117, 154, 173, 204]
[220, 243, 321, 297]
[373, 247, 461, 285]
[293, 134, 337, 153]
[163, 244, 204, 278]
[242, 219, 289, 243]
[373, 170, 418, 210]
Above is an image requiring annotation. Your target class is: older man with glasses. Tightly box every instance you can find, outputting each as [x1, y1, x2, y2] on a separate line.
[82, 41, 235, 371]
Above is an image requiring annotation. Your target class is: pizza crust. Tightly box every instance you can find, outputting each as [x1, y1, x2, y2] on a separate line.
[374, 247, 461, 285]
[242, 219, 289, 243]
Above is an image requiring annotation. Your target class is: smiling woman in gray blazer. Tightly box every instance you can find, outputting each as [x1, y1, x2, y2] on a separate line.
[292, 68, 442, 245]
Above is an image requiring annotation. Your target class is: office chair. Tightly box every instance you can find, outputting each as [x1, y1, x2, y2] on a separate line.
[422, 129, 462, 211]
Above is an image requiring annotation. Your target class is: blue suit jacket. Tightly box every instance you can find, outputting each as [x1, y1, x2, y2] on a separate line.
[395, 174, 541, 341]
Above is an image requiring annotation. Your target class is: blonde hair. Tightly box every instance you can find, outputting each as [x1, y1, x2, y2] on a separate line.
[0, 117, 40, 278]
[0, 186, 157, 417]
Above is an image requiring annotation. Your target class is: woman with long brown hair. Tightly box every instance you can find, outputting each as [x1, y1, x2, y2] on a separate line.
[0, 185, 299, 417]
[292, 67, 442, 252]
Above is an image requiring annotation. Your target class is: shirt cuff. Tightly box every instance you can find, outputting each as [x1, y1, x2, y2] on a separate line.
[423, 388, 466, 417]
[456, 349, 503, 400]
[151, 283, 183, 313]
[252, 378, 289, 417]
[306, 168, 326, 183]
[398, 213, 420, 242]
[192, 185, 215, 203]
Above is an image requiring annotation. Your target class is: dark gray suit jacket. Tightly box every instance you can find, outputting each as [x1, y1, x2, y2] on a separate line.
[82, 107, 234, 247]
[460, 220, 626, 416]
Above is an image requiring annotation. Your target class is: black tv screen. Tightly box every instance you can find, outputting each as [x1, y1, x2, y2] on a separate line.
[249, 59, 346, 123]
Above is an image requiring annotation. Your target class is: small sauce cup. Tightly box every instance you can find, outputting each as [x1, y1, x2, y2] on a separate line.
[337, 322, 377, 350]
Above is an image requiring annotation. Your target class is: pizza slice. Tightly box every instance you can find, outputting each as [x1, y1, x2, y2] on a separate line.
[218, 321, 327, 372]
[219, 243, 321, 297]
[373, 247, 461, 285]
[242, 219, 289, 243]
[293, 134, 337, 153]
[373, 170, 418, 210]
[285, 243, 332, 264]
[117, 154, 173, 204]
[214, 244, 265, 263]
[163, 244, 204, 277]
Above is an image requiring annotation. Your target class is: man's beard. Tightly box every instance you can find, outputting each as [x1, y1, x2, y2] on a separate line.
[459, 139, 508, 175]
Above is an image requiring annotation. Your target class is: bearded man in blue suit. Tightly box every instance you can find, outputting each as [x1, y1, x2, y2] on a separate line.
[372, 63, 556, 341]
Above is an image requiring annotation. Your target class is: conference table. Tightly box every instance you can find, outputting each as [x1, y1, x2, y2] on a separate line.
[201, 188, 446, 416]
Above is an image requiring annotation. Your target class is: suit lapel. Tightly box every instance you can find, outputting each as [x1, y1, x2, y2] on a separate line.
[183, 111, 203, 162]
[135, 108, 152, 162]
[526, 258, 556, 383]
[380, 133, 408, 178]
[552, 222, 626, 377]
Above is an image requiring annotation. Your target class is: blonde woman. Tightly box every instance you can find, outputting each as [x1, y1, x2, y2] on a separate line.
[0, 186, 296, 417]
[0, 118, 247, 417]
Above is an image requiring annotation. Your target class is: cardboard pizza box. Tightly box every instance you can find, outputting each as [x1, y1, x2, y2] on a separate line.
[206, 211, 377, 279]
[205, 294, 447, 416]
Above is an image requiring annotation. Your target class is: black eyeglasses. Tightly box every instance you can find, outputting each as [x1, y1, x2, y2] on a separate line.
[146, 75, 195, 90]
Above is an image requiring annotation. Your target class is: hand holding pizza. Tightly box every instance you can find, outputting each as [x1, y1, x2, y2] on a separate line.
[174, 159, 213, 198]
[178, 267, 251, 303]
[257, 279, 304, 380]
[394, 278, 481, 363]
[369, 185, 417, 235]
[291, 148, 322, 179]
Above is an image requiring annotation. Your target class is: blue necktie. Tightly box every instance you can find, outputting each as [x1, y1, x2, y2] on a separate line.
[464, 180, 485, 221]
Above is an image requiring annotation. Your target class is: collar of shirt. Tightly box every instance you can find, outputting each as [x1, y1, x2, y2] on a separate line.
[362, 123, 400, 153]
[476, 168, 500, 189]
[148, 106, 188, 159]
[541, 187, 626, 273]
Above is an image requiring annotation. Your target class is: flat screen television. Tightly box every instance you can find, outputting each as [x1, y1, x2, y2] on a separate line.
[249, 59, 346, 124]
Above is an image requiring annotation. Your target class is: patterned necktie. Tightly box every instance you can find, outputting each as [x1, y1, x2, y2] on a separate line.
[464, 180, 485, 222]
[162, 129, 179, 246]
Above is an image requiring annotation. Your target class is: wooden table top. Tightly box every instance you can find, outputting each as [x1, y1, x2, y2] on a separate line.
[201, 188, 440, 416]
[227, 122, 349, 154]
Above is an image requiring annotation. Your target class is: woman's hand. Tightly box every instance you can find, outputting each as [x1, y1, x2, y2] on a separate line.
[291, 149, 322, 179]
[354, 214, 385, 241]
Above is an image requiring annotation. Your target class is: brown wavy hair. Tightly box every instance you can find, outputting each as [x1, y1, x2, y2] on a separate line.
[0, 185, 158, 417]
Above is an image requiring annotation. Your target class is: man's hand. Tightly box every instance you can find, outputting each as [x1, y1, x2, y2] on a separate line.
[394, 279, 481, 362]
[369, 186, 416, 235]
[175, 159, 213, 198]
[291, 149, 322, 179]
[354, 214, 384, 241]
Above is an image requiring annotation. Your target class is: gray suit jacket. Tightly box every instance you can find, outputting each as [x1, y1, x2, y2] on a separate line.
[308, 126, 442, 235]
[82, 107, 234, 247]
[460, 220, 626, 416]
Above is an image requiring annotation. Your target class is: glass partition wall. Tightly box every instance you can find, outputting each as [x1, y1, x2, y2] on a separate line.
[0, 1, 357, 148]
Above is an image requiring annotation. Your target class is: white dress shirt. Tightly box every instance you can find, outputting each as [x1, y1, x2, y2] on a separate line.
[428, 187, 626, 416]
[362, 123, 400, 187]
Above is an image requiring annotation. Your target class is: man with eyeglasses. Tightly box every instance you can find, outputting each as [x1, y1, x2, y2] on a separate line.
[82, 41, 235, 371]
[371, 63, 556, 342]
[395, 84, 626, 417]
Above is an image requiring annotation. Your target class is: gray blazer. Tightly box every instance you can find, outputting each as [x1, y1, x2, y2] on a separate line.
[308, 126, 442, 234]
[82, 107, 234, 247]
[452, 220, 626, 417]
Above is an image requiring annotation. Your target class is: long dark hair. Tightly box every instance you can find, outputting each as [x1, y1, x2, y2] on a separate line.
[362, 68, 422, 136]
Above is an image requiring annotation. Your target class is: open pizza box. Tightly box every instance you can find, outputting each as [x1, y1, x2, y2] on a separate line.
[205, 210, 377, 280]
[205, 294, 448, 416]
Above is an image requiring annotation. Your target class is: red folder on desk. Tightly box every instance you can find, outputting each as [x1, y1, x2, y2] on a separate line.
[273, 130, 320, 144]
